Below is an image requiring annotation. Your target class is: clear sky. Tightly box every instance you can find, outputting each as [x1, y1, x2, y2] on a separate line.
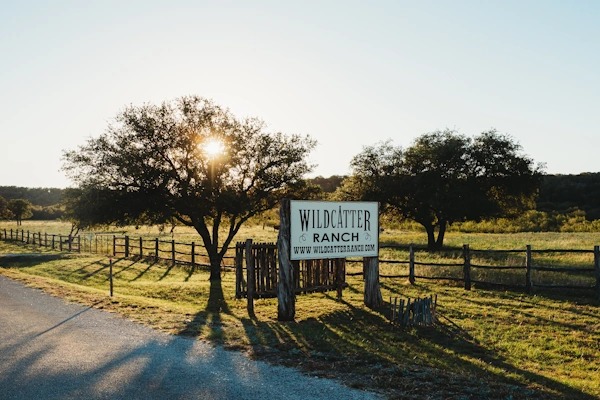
[1, 0, 599, 188]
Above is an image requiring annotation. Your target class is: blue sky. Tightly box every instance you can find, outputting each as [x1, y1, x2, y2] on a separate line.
[1, 1, 599, 188]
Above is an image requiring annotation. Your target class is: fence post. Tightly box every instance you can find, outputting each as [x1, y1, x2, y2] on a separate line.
[68, 235, 72, 252]
[59, 235, 63, 251]
[155, 238, 159, 261]
[595, 245, 600, 301]
[52, 235, 55, 249]
[113, 235, 116, 256]
[336, 258, 344, 301]
[10, 229, 13, 240]
[77, 236, 81, 253]
[139, 237, 143, 257]
[191, 242, 195, 267]
[409, 245, 415, 285]
[463, 244, 471, 290]
[124, 236, 129, 258]
[364, 256, 383, 308]
[235, 243, 242, 299]
[526, 245, 533, 294]
[26, 231, 30, 244]
[277, 198, 295, 321]
[246, 239, 255, 316]
[109, 257, 114, 297]
[171, 240, 175, 265]
[44, 233, 47, 247]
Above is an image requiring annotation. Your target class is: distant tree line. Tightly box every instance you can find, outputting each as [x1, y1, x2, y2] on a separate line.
[0, 186, 64, 206]
[538, 173, 600, 220]
[2, 173, 600, 228]
[308, 173, 600, 222]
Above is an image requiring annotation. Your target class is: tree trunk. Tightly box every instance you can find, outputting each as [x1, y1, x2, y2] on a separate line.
[207, 247, 222, 281]
[435, 220, 447, 249]
[425, 225, 436, 249]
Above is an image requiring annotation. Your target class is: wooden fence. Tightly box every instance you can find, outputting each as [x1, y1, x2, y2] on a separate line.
[390, 295, 437, 327]
[347, 244, 600, 300]
[111, 236, 236, 268]
[0, 229, 235, 269]
[2, 228, 599, 299]
[235, 241, 346, 299]
[0, 228, 81, 252]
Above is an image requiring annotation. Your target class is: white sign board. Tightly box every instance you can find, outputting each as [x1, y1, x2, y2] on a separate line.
[290, 200, 379, 260]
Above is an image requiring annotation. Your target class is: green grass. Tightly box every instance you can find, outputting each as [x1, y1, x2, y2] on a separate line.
[2, 230, 600, 399]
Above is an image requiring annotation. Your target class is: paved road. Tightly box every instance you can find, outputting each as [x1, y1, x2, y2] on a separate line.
[0, 275, 380, 400]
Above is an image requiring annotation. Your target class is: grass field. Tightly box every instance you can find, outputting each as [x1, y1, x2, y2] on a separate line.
[2, 221, 600, 398]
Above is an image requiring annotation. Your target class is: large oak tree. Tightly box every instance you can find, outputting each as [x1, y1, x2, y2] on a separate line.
[338, 129, 544, 249]
[63, 96, 315, 280]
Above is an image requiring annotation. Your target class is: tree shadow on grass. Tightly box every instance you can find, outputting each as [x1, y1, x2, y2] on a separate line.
[0, 254, 72, 268]
[173, 277, 594, 399]
[178, 279, 232, 342]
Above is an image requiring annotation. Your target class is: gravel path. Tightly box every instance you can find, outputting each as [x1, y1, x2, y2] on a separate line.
[0, 275, 381, 399]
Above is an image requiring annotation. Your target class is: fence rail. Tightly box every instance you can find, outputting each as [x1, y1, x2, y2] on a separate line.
[2, 228, 599, 299]
[0, 229, 235, 269]
[377, 244, 600, 299]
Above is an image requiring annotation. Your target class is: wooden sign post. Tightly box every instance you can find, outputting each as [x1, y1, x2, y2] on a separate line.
[277, 198, 295, 321]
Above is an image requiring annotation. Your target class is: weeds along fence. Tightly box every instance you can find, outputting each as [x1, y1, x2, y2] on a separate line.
[350, 244, 600, 299]
[0, 229, 236, 269]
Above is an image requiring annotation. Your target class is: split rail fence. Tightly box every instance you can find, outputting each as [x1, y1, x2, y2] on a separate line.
[2, 228, 599, 299]
[0, 229, 236, 269]
[351, 244, 600, 300]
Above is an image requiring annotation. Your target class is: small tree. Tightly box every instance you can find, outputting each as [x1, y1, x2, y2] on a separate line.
[8, 199, 33, 226]
[63, 96, 316, 280]
[340, 129, 544, 249]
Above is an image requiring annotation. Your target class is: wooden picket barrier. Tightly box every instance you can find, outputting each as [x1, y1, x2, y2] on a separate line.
[390, 295, 437, 327]
[234, 241, 346, 299]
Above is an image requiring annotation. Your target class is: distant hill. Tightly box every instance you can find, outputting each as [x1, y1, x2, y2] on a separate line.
[0, 186, 64, 207]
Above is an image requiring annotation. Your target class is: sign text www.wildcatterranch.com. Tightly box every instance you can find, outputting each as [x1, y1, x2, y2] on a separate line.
[290, 200, 379, 260]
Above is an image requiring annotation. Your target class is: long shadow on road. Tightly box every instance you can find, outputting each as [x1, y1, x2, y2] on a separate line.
[0, 276, 377, 400]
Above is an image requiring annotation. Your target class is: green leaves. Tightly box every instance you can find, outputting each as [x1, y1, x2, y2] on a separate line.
[7, 199, 33, 225]
[343, 129, 544, 248]
[62, 95, 316, 275]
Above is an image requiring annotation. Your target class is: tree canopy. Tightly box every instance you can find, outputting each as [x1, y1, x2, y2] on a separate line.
[62, 96, 315, 279]
[338, 129, 544, 248]
[8, 199, 33, 225]
[0, 195, 11, 219]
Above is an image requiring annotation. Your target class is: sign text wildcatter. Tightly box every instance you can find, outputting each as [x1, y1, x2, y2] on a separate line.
[290, 201, 379, 260]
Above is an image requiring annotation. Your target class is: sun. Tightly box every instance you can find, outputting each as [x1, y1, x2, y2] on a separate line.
[202, 139, 225, 158]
